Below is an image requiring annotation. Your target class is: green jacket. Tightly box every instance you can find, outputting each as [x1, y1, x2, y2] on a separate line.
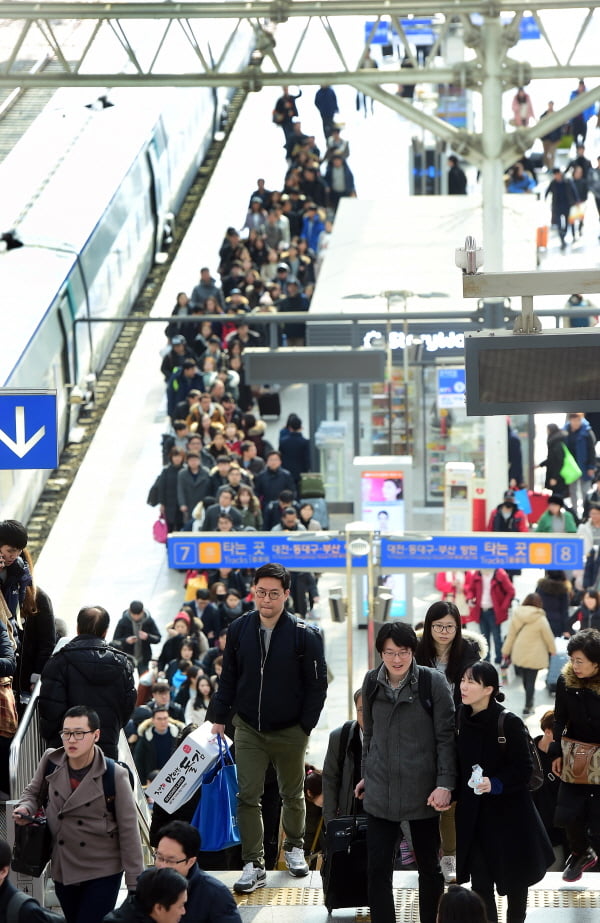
[536, 509, 577, 533]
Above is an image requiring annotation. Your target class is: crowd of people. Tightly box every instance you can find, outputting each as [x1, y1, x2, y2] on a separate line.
[499, 79, 600, 249]
[4, 472, 600, 923]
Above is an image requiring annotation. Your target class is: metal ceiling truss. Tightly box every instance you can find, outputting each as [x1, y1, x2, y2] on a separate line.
[2, 1, 600, 164]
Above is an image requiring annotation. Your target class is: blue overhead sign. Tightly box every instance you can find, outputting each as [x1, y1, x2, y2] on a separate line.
[380, 535, 583, 570]
[0, 391, 58, 470]
[168, 533, 368, 570]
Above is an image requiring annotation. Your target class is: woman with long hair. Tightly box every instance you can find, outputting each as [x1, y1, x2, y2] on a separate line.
[415, 601, 486, 711]
[568, 590, 600, 633]
[415, 601, 486, 884]
[184, 673, 214, 725]
[455, 662, 553, 923]
[234, 486, 263, 530]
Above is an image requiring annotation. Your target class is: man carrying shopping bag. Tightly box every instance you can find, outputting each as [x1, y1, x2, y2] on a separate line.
[211, 562, 328, 894]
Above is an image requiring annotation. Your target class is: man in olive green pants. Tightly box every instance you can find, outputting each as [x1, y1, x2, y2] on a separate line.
[233, 719, 308, 864]
[211, 562, 328, 894]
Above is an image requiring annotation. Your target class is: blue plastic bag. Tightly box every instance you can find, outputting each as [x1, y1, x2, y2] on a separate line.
[514, 488, 532, 515]
[192, 737, 240, 852]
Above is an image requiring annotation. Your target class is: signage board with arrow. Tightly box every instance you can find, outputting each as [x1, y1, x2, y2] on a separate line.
[0, 392, 58, 470]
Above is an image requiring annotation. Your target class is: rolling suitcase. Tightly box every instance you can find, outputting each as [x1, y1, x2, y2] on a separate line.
[546, 652, 569, 693]
[321, 812, 368, 913]
[299, 472, 325, 498]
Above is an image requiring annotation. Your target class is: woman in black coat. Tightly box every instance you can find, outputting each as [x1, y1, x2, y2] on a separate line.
[550, 629, 600, 881]
[536, 570, 571, 638]
[538, 423, 568, 497]
[455, 661, 553, 923]
[157, 447, 186, 532]
[415, 601, 487, 884]
[15, 549, 55, 708]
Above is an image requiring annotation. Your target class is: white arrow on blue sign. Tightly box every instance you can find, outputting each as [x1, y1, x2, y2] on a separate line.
[0, 392, 58, 470]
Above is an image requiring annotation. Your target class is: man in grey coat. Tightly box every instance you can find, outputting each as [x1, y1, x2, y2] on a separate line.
[356, 622, 456, 923]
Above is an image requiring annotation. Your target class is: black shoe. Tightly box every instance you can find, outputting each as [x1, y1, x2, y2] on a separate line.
[522, 706, 533, 716]
[563, 849, 598, 882]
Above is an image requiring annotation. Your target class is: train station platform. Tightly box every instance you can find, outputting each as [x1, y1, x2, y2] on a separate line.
[18, 78, 600, 922]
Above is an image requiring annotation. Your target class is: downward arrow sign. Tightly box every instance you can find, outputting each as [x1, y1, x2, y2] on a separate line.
[0, 406, 46, 458]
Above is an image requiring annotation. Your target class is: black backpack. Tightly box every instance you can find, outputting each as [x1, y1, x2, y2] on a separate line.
[497, 710, 544, 792]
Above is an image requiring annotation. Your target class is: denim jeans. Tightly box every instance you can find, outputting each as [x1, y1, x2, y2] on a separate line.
[480, 608, 502, 664]
[55, 872, 122, 923]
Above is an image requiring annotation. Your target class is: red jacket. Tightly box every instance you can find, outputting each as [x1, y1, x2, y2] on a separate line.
[486, 504, 528, 533]
[463, 569, 515, 625]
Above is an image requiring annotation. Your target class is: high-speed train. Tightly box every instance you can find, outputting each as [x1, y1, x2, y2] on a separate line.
[0, 26, 254, 523]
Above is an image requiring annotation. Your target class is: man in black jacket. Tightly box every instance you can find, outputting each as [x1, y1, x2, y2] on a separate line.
[153, 821, 242, 923]
[211, 563, 328, 894]
[38, 606, 136, 759]
[254, 452, 296, 508]
[112, 601, 162, 674]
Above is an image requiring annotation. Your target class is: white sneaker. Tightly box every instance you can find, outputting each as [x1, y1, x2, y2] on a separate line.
[441, 855, 457, 884]
[284, 846, 309, 877]
[233, 862, 266, 893]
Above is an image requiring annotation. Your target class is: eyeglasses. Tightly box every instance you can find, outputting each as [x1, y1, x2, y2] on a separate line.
[382, 649, 412, 660]
[152, 851, 188, 866]
[432, 624, 457, 634]
[59, 730, 95, 741]
[255, 588, 284, 600]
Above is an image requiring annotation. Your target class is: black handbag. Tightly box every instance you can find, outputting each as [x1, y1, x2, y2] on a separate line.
[12, 817, 52, 877]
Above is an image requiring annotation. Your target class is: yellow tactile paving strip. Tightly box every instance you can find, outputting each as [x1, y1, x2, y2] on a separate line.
[234, 887, 600, 918]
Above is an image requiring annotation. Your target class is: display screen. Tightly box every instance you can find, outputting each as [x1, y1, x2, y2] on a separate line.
[480, 345, 600, 402]
[465, 331, 600, 415]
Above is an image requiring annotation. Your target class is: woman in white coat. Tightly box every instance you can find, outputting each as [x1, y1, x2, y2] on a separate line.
[502, 592, 556, 716]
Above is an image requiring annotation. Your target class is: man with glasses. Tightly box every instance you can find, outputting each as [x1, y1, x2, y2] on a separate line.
[211, 562, 328, 894]
[14, 705, 143, 923]
[152, 821, 241, 923]
[355, 622, 456, 923]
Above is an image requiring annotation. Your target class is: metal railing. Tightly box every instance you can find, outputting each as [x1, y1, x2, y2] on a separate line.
[9, 682, 45, 801]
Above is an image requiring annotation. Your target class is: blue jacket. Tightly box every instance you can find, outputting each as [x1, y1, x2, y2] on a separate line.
[564, 417, 596, 479]
[0, 556, 31, 616]
[301, 215, 325, 253]
[212, 609, 328, 734]
[314, 86, 339, 120]
[166, 368, 205, 419]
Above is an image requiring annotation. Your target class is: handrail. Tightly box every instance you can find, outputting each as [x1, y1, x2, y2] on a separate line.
[9, 681, 44, 801]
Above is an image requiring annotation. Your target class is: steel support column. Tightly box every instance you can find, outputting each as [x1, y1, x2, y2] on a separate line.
[481, 15, 508, 512]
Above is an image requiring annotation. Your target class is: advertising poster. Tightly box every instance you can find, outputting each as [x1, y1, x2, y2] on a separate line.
[360, 470, 406, 618]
